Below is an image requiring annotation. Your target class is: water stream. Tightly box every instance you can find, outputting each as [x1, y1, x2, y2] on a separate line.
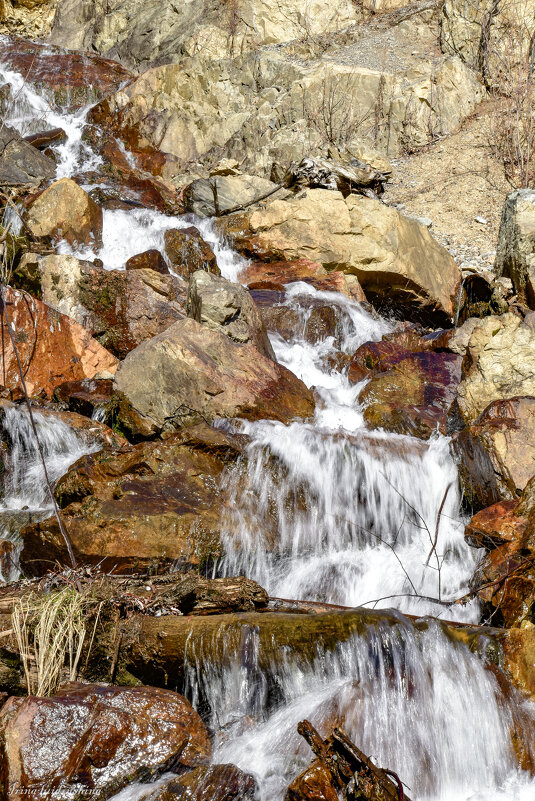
[1, 47, 535, 801]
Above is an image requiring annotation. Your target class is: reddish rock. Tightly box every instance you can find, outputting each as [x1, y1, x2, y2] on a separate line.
[26, 178, 103, 247]
[0, 37, 134, 109]
[125, 249, 169, 274]
[24, 128, 67, 149]
[0, 287, 117, 399]
[20, 424, 243, 575]
[348, 341, 416, 384]
[146, 764, 258, 801]
[465, 501, 530, 550]
[454, 396, 535, 509]
[164, 227, 219, 279]
[0, 683, 210, 801]
[53, 378, 114, 420]
[239, 259, 327, 291]
[358, 351, 463, 439]
[75, 265, 187, 360]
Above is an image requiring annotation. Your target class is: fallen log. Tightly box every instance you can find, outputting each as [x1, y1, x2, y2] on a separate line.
[283, 157, 389, 198]
[286, 719, 411, 801]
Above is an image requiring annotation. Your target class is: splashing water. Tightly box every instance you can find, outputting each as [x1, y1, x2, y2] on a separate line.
[0, 64, 102, 178]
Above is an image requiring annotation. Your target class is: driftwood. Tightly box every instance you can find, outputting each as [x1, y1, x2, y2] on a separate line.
[287, 720, 411, 801]
[283, 157, 388, 198]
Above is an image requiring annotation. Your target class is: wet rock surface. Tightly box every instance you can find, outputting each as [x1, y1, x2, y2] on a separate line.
[164, 227, 219, 278]
[0, 125, 56, 185]
[20, 423, 242, 574]
[0, 683, 210, 801]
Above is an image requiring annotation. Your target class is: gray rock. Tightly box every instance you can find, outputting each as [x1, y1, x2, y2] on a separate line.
[182, 174, 281, 218]
[495, 188, 535, 308]
[187, 270, 275, 360]
[0, 125, 56, 186]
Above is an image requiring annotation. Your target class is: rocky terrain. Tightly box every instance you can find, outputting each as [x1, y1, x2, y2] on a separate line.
[0, 1, 534, 800]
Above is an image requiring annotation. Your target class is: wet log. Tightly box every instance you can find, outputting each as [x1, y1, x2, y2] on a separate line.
[286, 720, 411, 801]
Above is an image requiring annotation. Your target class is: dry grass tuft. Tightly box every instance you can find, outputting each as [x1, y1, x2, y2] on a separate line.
[12, 588, 87, 697]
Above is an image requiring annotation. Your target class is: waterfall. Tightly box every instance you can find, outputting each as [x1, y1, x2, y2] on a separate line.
[182, 618, 535, 801]
[2, 44, 535, 801]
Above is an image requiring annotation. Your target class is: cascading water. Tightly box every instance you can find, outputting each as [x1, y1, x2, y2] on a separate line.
[2, 47, 535, 801]
[0, 405, 98, 576]
[183, 618, 535, 801]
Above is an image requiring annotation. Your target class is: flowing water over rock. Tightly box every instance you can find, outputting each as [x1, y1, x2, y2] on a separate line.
[1, 49, 535, 801]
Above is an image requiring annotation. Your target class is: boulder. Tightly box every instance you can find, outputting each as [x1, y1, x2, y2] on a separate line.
[125, 248, 169, 274]
[26, 178, 103, 247]
[164, 227, 219, 278]
[0, 125, 56, 186]
[358, 351, 463, 439]
[259, 294, 347, 347]
[454, 397, 535, 509]
[348, 339, 429, 384]
[145, 765, 258, 801]
[495, 189, 535, 308]
[183, 174, 281, 217]
[20, 254, 187, 360]
[187, 270, 275, 359]
[456, 314, 535, 423]
[242, 261, 365, 299]
[218, 189, 462, 324]
[20, 424, 243, 575]
[0, 683, 210, 801]
[0, 36, 134, 109]
[113, 317, 315, 439]
[0, 287, 117, 399]
[465, 500, 529, 551]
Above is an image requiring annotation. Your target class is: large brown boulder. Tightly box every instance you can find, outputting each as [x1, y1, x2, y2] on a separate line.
[456, 314, 535, 423]
[113, 317, 314, 439]
[217, 189, 462, 324]
[0, 287, 117, 399]
[19, 254, 187, 360]
[187, 270, 275, 359]
[20, 424, 241, 575]
[454, 397, 535, 509]
[0, 683, 210, 801]
[358, 351, 463, 439]
[26, 178, 103, 247]
[238, 258, 364, 298]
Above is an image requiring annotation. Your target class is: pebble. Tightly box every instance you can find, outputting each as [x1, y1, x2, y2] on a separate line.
[475, 216, 488, 225]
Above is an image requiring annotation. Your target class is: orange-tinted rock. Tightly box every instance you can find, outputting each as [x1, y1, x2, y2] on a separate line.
[125, 249, 169, 274]
[26, 178, 103, 247]
[20, 424, 243, 574]
[285, 760, 339, 801]
[465, 501, 529, 550]
[0, 37, 134, 109]
[358, 351, 463, 439]
[0, 683, 210, 801]
[454, 397, 535, 510]
[113, 317, 315, 439]
[164, 227, 219, 279]
[146, 764, 258, 801]
[239, 259, 327, 291]
[0, 287, 117, 399]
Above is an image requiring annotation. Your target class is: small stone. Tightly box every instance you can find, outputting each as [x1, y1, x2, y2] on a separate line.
[475, 216, 488, 225]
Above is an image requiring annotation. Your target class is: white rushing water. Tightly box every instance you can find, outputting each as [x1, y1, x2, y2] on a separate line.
[2, 50, 535, 801]
[182, 619, 535, 801]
